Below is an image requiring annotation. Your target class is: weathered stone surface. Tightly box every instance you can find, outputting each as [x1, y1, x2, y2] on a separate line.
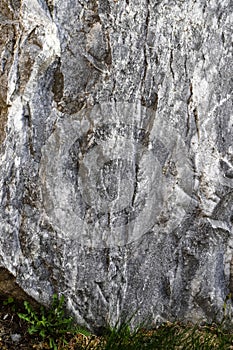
[0, 0, 232, 330]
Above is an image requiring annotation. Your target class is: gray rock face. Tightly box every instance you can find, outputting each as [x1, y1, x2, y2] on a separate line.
[0, 0, 232, 330]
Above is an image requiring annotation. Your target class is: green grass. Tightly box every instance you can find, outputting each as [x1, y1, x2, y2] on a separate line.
[17, 294, 90, 350]
[86, 321, 233, 350]
[2, 295, 233, 349]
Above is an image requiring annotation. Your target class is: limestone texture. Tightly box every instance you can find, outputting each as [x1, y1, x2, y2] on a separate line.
[0, 0, 232, 330]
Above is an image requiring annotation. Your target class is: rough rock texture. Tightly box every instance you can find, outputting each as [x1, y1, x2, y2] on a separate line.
[0, 0, 232, 330]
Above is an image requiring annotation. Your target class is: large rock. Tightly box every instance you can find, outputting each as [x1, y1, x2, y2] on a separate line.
[0, 0, 232, 330]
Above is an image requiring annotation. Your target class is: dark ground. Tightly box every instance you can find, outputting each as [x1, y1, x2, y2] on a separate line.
[0, 294, 91, 349]
[0, 294, 47, 349]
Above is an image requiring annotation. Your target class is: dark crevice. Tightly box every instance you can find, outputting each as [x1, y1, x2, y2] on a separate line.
[52, 58, 64, 103]
[193, 107, 200, 140]
[141, 91, 158, 111]
[202, 2, 207, 15]
[186, 83, 200, 140]
[0, 96, 9, 146]
[131, 164, 139, 207]
[23, 102, 35, 156]
[151, 91, 158, 112]
[184, 54, 188, 78]
[187, 82, 193, 106]
[46, 0, 54, 17]
[221, 32, 225, 45]
[104, 30, 112, 67]
[186, 82, 193, 137]
[170, 49, 175, 80]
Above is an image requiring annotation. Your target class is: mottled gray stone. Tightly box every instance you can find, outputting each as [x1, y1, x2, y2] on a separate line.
[0, 0, 232, 331]
[39, 102, 193, 247]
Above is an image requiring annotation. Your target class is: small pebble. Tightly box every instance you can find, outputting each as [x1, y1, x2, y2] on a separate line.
[10, 333, 22, 342]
